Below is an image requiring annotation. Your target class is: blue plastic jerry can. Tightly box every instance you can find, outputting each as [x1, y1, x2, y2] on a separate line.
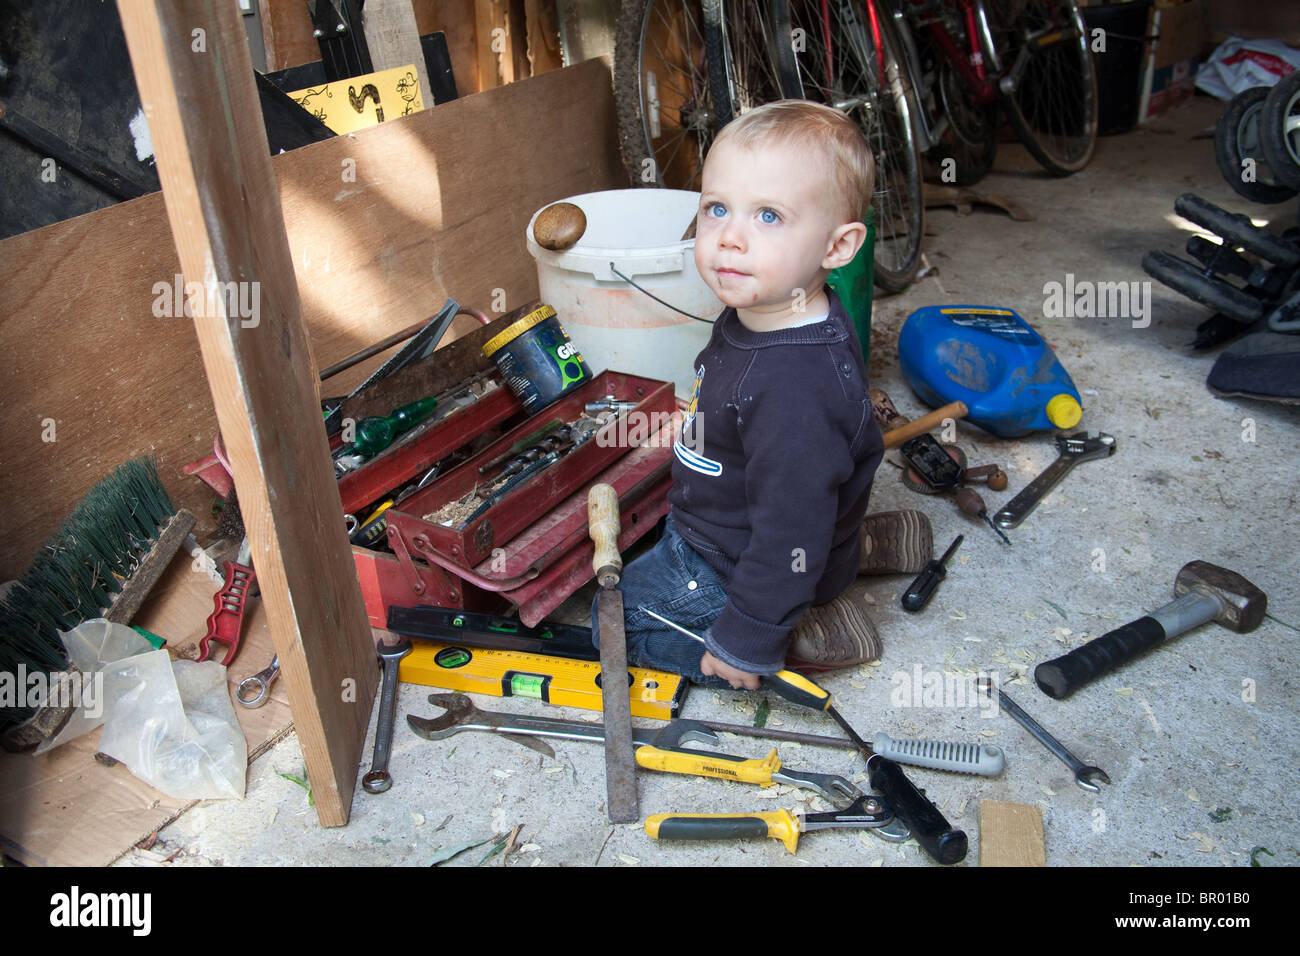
[897, 305, 1083, 439]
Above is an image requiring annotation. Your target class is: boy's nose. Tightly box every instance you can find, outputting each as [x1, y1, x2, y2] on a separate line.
[718, 219, 746, 251]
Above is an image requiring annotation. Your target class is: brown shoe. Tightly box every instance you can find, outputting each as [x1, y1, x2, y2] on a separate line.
[785, 595, 882, 673]
[858, 509, 933, 575]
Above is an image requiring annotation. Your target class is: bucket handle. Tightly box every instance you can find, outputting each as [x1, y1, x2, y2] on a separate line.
[590, 252, 685, 282]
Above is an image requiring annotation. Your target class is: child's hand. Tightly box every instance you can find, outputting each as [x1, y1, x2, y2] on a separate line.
[700, 651, 761, 690]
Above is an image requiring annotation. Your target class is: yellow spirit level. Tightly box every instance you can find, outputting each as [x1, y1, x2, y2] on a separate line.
[399, 641, 688, 720]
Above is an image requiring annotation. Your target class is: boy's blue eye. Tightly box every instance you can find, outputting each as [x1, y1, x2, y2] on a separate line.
[706, 203, 727, 218]
[759, 209, 780, 224]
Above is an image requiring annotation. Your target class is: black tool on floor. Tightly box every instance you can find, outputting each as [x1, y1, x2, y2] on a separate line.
[901, 534, 963, 613]
[899, 435, 1010, 545]
[385, 606, 598, 661]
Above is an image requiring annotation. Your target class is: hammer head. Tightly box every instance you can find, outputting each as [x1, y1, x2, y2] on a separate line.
[1174, 561, 1267, 632]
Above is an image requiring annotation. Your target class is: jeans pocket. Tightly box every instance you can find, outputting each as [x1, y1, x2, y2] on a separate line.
[660, 535, 726, 627]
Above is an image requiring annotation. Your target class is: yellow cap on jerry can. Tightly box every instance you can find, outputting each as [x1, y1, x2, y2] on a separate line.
[1045, 394, 1083, 429]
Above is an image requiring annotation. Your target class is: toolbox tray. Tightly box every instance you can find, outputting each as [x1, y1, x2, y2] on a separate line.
[385, 371, 676, 568]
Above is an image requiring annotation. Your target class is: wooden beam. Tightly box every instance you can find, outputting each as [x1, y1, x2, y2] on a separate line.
[362, 0, 433, 107]
[259, 0, 320, 72]
[414, 0, 479, 95]
[117, 0, 377, 826]
[477, 0, 521, 89]
[525, 0, 564, 76]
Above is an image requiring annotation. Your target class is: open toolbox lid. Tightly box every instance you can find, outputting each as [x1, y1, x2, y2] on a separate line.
[385, 370, 677, 570]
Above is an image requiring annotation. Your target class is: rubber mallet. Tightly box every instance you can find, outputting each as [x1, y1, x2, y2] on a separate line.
[1035, 561, 1267, 699]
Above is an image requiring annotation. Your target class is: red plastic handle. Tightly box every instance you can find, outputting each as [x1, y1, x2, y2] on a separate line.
[198, 561, 256, 666]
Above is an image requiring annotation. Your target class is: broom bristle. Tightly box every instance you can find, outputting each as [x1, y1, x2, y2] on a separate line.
[1, 456, 179, 729]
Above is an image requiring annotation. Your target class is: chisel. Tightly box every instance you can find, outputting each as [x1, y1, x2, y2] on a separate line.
[588, 483, 638, 823]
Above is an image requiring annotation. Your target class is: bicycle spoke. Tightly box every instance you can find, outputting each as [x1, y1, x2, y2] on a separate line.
[994, 0, 1096, 175]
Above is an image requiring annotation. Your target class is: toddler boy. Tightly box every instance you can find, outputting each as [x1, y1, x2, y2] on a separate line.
[594, 100, 931, 689]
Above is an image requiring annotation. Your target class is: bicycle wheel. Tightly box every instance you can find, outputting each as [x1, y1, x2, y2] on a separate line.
[930, 58, 999, 185]
[990, 0, 1096, 176]
[615, 0, 719, 189]
[788, 0, 925, 291]
[715, 0, 800, 120]
[614, 1, 796, 190]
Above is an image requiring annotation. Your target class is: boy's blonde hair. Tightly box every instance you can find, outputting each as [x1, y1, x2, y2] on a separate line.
[711, 100, 875, 225]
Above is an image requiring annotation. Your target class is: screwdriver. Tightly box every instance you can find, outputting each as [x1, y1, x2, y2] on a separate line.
[901, 533, 963, 613]
[954, 487, 1011, 546]
[635, 606, 873, 749]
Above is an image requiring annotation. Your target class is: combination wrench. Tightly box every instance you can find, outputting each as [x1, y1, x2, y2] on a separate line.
[978, 679, 1110, 792]
[993, 432, 1115, 529]
[362, 636, 412, 794]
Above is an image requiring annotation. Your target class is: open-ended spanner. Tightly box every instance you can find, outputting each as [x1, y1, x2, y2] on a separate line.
[993, 432, 1115, 529]
[978, 679, 1110, 792]
[362, 636, 412, 794]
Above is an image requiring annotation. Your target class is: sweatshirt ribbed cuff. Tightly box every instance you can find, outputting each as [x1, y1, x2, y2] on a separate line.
[705, 603, 791, 674]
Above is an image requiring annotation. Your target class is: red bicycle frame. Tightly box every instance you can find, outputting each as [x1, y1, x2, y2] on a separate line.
[905, 0, 999, 106]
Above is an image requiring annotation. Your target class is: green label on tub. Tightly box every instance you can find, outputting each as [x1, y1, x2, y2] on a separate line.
[540, 328, 587, 387]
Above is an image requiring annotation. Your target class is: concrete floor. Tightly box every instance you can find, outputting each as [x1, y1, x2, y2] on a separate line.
[121, 95, 1299, 868]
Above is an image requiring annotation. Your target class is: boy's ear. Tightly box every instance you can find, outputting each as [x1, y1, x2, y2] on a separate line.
[822, 221, 869, 271]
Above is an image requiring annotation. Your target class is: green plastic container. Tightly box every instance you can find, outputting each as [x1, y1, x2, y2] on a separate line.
[827, 207, 875, 365]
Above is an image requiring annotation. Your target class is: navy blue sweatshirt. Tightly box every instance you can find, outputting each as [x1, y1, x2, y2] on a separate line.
[669, 287, 883, 673]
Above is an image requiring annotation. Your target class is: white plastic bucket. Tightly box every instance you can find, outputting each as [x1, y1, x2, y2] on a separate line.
[525, 189, 722, 398]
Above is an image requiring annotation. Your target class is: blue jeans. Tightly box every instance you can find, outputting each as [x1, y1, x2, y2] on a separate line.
[590, 516, 734, 688]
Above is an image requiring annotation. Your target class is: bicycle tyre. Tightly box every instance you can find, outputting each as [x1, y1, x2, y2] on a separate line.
[614, 0, 797, 189]
[1142, 251, 1266, 323]
[614, 0, 718, 189]
[931, 59, 999, 185]
[991, 0, 1097, 176]
[788, 0, 925, 291]
[1174, 193, 1300, 269]
[1259, 71, 1300, 192]
[1214, 87, 1299, 204]
[714, 0, 800, 121]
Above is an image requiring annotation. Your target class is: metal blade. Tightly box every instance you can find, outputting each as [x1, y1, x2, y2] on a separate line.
[597, 586, 638, 823]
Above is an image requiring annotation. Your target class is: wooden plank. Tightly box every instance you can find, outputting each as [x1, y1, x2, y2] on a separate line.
[416, 0, 479, 96]
[117, 0, 378, 827]
[477, 0, 505, 89]
[0, 57, 623, 584]
[260, 0, 320, 72]
[362, 0, 433, 109]
[525, 0, 564, 76]
[979, 800, 1047, 867]
[507, 0, 532, 82]
[477, 0, 529, 88]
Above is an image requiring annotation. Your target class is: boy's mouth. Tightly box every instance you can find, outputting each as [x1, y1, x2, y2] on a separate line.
[715, 268, 749, 280]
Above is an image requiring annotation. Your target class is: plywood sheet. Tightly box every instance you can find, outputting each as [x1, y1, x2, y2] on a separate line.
[0, 57, 623, 582]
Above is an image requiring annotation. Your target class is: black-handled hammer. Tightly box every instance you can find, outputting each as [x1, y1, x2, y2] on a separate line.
[1035, 560, 1267, 699]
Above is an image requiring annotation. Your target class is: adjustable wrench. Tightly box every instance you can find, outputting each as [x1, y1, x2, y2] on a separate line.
[978, 679, 1110, 793]
[362, 636, 412, 794]
[993, 432, 1116, 529]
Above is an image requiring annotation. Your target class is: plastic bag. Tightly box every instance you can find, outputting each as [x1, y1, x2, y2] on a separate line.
[1196, 38, 1300, 100]
[97, 653, 247, 800]
[35, 619, 155, 753]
